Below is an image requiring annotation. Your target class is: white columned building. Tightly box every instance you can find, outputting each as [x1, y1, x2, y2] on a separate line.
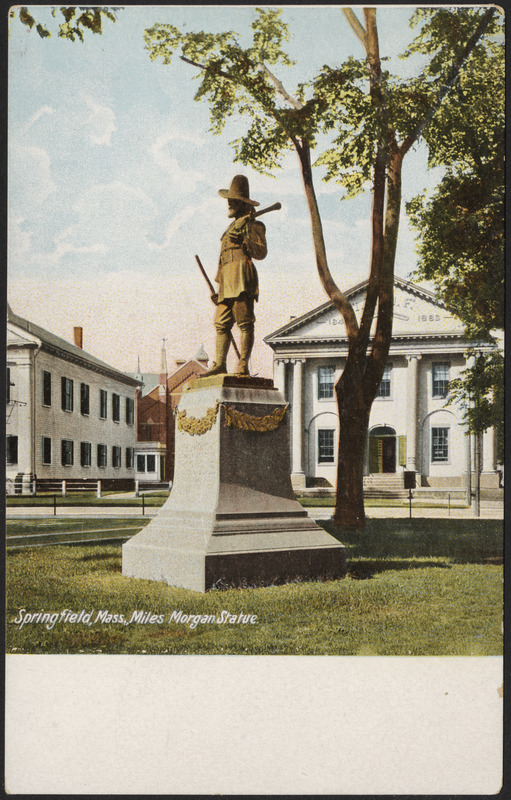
[264, 278, 500, 490]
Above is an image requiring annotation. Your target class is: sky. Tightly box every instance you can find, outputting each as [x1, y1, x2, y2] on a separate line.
[8, 5, 445, 378]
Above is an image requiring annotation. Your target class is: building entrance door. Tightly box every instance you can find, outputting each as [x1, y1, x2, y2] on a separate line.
[381, 437, 396, 473]
[369, 426, 399, 474]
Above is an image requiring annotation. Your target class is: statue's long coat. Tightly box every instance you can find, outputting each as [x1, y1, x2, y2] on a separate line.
[215, 219, 267, 303]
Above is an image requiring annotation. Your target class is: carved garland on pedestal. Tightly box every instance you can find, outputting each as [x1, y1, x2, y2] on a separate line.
[176, 402, 288, 435]
[222, 403, 288, 432]
[176, 402, 219, 435]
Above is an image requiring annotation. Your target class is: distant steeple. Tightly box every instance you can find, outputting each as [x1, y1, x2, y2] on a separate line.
[194, 343, 209, 364]
[159, 338, 168, 398]
[160, 338, 168, 374]
[135, 355, 143, 383]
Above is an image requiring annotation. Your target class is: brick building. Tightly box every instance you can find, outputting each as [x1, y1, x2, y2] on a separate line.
[135, 343, 209, 483]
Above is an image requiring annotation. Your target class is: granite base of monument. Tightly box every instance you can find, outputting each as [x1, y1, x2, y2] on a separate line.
[122, 375, 346, 592]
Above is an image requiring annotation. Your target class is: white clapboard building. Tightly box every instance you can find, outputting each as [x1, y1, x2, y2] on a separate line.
[265, 278, 499, 490]
[6, 304, 142, 494]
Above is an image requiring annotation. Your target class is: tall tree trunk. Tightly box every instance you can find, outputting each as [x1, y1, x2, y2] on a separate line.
[333, 361, 370, 529]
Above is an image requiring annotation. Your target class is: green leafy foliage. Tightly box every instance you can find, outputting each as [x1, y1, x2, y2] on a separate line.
[404, 9, 504, 440]
[144, 13, 303, 174]
[448, 351, 504, 450]
[11, 6, 117, 41]
[407, 164, 504, 337]
[249, 7, 295, 67]
[407, 10, 504, 338]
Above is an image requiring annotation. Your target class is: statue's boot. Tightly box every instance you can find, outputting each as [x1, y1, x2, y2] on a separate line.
[235, 327, 254, 376]
[201, 332, 230, 377]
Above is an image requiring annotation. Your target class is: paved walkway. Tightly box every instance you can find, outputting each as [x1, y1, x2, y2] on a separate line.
[6, 501, 503, 521]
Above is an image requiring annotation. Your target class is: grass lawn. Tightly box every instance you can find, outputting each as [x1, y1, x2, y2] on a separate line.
[6, 518, 502, 656]
[7, 518, 150, 547]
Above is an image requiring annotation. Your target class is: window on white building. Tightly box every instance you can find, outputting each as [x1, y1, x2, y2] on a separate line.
[431, 427, 449, 462]
[42, 437, 52, 465]
[6, 435, 18, 465]
[432, 362, 450, 398]
[112, 446, 122, 468]
[61, 377, 74, 412]
[80, 442, 91, 467]
[126, 447, 134, 468]
[126, 397, 135, 425]
[80, 383, 90, 416]
[318, 429, 335, 463]
[318, 366, 335, 399]
[42, 371, 52, 406]
[112, 393, 120, 423]
[97, 443, 107, 468]
[376, 364, 392, 398]
[136, 454, 146, 472]
[147, 454, 156, 472]
[61, 439, 74, 466]
[99, 389, 108, 419]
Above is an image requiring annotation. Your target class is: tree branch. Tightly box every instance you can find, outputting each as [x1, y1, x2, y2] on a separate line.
[179, 53, 288, 135]
[257, 62, 303, 109]
[180, 54, 207, 71]
[297, 141, 359, 343]
[399, 7, 496, 157]
[342, 8, 367, 50]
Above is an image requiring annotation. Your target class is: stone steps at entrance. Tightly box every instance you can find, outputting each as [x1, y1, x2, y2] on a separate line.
[364, 474, 404, 489]
[365, 488, 406, 495]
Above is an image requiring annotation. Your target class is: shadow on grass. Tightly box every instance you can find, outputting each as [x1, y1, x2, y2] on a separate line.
[80, 551, 121, 562]
[321, 517, 503, 570]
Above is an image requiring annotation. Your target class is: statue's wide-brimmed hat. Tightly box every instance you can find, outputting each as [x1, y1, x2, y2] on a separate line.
[218, 174, 259, 206]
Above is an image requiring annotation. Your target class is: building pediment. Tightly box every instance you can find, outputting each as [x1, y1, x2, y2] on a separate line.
[265, 278, 464, 345]
[7, 322, 41, 349]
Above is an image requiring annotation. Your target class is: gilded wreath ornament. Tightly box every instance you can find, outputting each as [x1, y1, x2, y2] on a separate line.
[176, 402, 288, 435]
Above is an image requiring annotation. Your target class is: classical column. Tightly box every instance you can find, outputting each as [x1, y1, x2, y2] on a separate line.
[482, 426, 496, 477]
[274, 359, 287, 396]
[291, 359, 305, 487]
[405, 354, 421, 472]
[465, 423, 472, 505]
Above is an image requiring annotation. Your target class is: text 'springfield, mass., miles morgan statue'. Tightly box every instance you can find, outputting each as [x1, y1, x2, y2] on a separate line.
[202, 174, 268, 378]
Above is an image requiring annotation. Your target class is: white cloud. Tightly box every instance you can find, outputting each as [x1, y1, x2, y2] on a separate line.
[149, 134, 205, 192]
[25, 106, 54, 130]
[84, 95, 117, 145]
[23, 182, 159, 268]
[41, 241, 108, 266]
[148, 198, 218, 252]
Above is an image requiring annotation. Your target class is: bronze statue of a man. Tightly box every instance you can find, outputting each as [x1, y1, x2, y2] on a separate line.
[203, 174, 267, 377]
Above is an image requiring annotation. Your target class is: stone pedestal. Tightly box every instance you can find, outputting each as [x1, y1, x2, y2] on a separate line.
[122, 375, 346, 592]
